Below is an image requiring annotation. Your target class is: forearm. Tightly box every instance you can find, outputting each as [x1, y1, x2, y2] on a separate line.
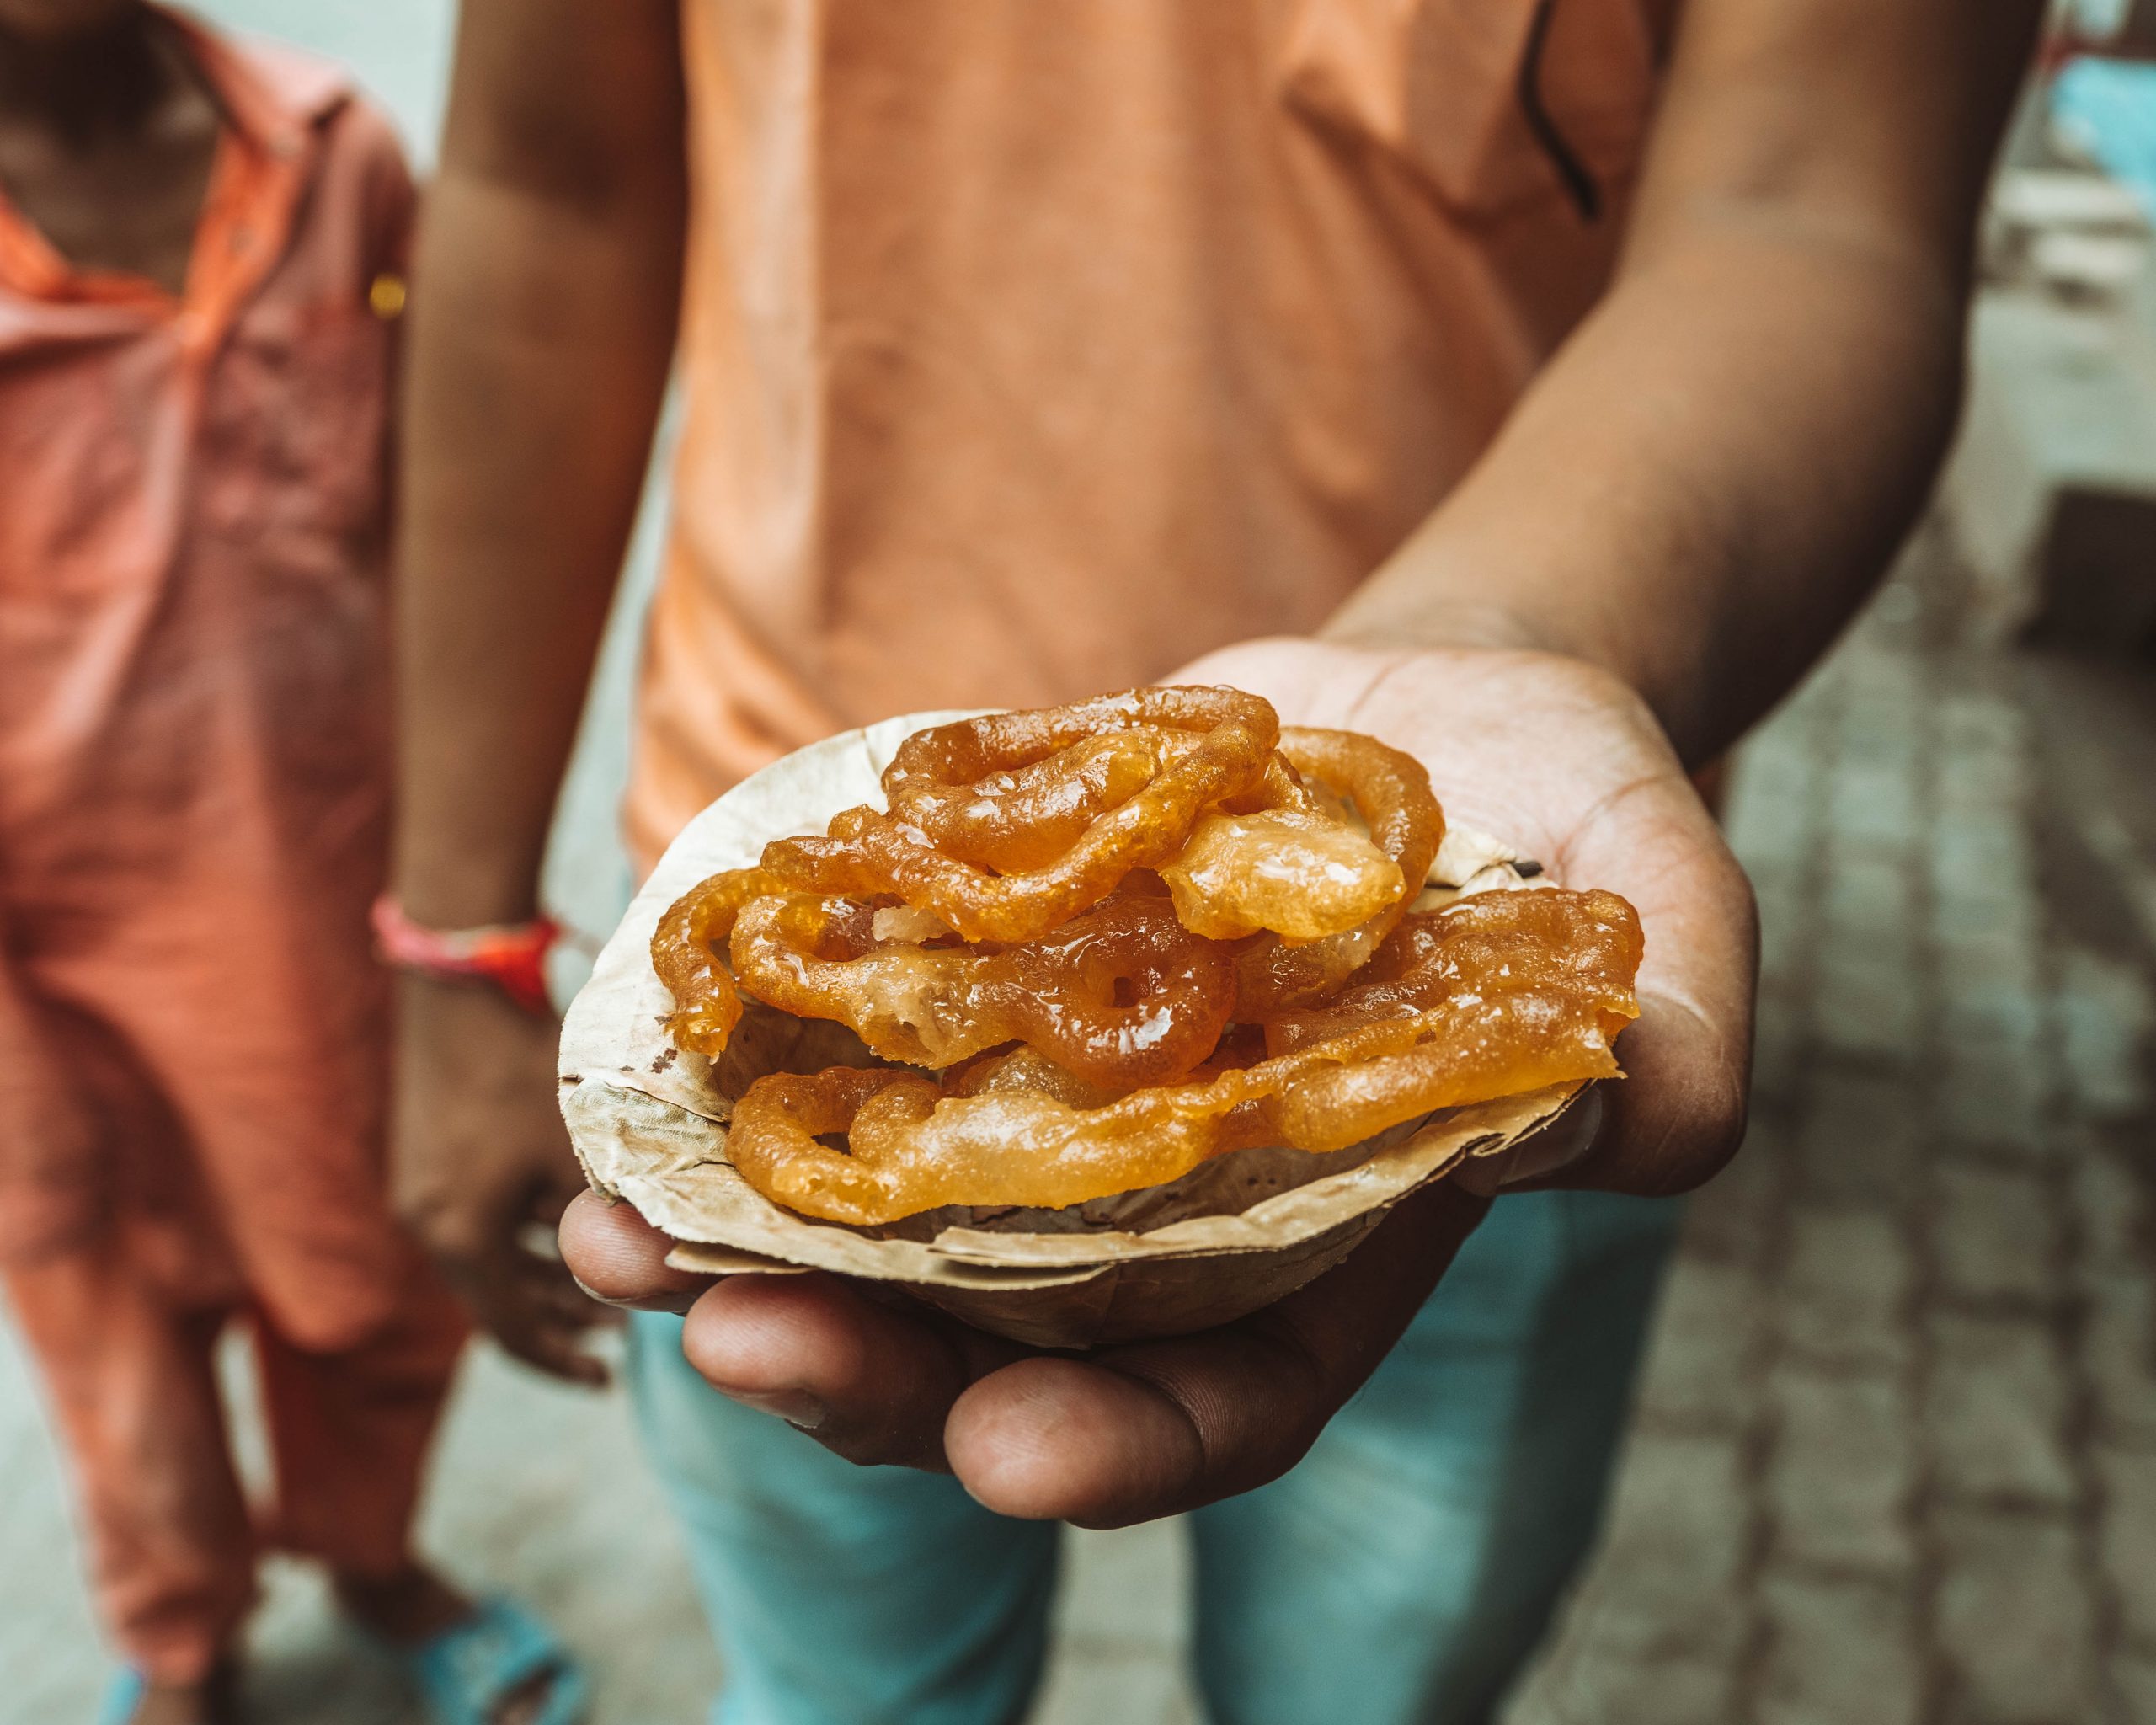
[1330, 221, 1964, 767]
[1331, 0, 2038, 768]
[392, 177, 680, 924]
[392, 0, 686, 927]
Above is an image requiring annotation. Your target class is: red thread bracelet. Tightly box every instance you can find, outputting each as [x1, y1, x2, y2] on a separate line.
[371, 896, 560, 1015]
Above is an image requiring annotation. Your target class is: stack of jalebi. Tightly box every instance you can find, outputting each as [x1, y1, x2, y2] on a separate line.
[650, 687, 1643, 1226]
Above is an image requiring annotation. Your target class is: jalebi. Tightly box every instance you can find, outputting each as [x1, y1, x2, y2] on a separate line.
[646, 688, 1645, 1226]
[880, 729, 1178, 873]
[1226, 729, 1444, 1010]
[649, 866, 792, 1056]
[728, 885, 1235, 1089]
[1261, 887, 1641, 1055]
[761, 687, 1280, 942]
[719, 888, 1641, 1224]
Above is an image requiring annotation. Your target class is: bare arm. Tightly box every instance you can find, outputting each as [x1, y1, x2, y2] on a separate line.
[390, 0, 685, 1379]
[393, 0, 686, 926]
[1331, 0, 2044, 765]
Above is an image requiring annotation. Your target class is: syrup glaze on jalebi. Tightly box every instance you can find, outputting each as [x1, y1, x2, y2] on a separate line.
[761, 687, 1282, 943]
[645, 686, 1643, 1223]
[720, 887, 1643, 1224]
[728, 884, 1235, 1089]
[649, 866, 789, 1057]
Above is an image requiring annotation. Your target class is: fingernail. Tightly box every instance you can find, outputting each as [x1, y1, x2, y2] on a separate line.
[1454, 1091, 1605, 1196]
[723, 1386, 828, 1430]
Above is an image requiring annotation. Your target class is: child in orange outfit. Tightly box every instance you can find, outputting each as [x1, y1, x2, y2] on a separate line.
[0, 7, 585, 1723]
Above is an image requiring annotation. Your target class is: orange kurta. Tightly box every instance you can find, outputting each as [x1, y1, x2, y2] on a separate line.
[628, 0, 1671, 862]
[0, 20, 413, 1352]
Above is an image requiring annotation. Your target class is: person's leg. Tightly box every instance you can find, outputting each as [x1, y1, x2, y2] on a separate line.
[3, 1242, 253, 1710]
[249, 1255, 468, 1589]
[256, 1259, 595, 1725]
[626, 1309, 1059, 1725]
[1190, 1188, 1683, 1725]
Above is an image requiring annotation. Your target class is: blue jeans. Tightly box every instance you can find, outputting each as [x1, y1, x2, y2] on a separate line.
[627, 1188, 1680, 1725]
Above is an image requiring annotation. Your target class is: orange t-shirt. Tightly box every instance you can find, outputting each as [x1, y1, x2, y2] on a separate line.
[628, 0, 1669, 863]
[0, 19, 414, 1348]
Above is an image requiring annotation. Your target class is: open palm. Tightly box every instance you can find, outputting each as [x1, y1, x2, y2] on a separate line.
[561, 638, 1757, 1527]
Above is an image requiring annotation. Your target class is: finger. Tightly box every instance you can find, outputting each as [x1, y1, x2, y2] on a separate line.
[1555, 772, 1756, 1195]
[511, 1254, 625, 1329]
[946, 1179, 1486, 1527]
[1563, 982, 1751, 1196]
[558, 1188, 715, 1314]
[483, 1299, 612, 1386]
[679, 1271, 1023, 1470]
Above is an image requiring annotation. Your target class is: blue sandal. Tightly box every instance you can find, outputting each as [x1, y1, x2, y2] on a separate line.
[95, 1671, 143, 1725]
[377, 1598, 590, 1725]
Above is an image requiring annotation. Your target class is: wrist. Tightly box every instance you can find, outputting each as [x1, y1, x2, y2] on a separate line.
[1318, 592, 1566, 661]
[373, 896, 560, 1016]
[1321, 545, 1706, 762]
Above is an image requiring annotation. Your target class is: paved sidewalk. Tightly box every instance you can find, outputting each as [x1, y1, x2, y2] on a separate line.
[1508, 531, 2156, 1725]
[10, 527, 2156, 1722]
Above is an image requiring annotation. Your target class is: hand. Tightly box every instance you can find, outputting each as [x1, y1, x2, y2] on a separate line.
[393, 975, 615, 1384]
[559, 639, 1756, 1520]
[1179, 637, 1757, 1199]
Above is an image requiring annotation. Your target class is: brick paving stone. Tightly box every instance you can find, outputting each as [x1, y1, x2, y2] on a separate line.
[1930, 1162, 2059, 1306]
[1730, 782, 1820, 881]
[1758, 895, 1815, 996]
[1818, 911, 1923, 983]
[1932, 689, 2026, 762]
[1029, 1647, 1199, 1725]
[1840, 705, 1925, 764]
[1933, 1509, 2104, 1725]
[1828, 763, 1924, 856]
[1937, 988, 2047, 1071]
[2052, 943, 2156, 1119]
[1638, 1257, 1769, 1432]
[1592, 1429, 1755, 1600]
[2095, 1445, 2156, 1650]
[1766, 1365, 1917, 1577]
[1935, 764, 2029, 822]
[1681, 1116, 1785, 1267]
[2080, 1263, 2156, 1450]
[1528, 1564, 1754, 1690]
[1934, 926, 2043, 1001]
[1812, 973, 1924, 1065]
[1750, 1002, 1809, 1114]
[1929, 888, 2044, 964]
[1782, 1208, 1916, 1372]
[1508, 1642, 1742, 1725]
[1928, 792, 2036, 875]
[1757, 1572, 1923, 1725]
[2071, 1131, 2148, 1274]
[1924, 1311, 2078, 1507]
[1053, 1523, 1189, 1654]
[1824, 850, 1919, 939]
[1929, 821, 2036, 908]
[2111, 1654, 2156, 1722]
[1934, 1051, 2052, 1155]
[1795, 1069, 1924, 1211]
